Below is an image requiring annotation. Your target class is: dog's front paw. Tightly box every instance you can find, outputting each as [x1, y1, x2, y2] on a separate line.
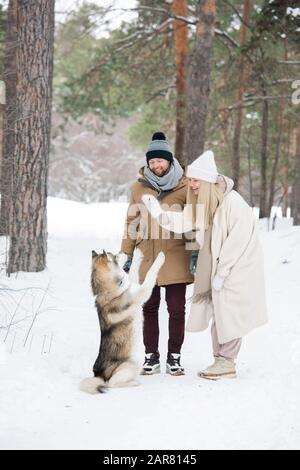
[134, 248, 144, 262]
[156, 251, 165, 268]
[116, 251, 128, 268]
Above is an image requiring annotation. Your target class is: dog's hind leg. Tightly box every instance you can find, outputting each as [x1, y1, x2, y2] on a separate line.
[108, 361, 138, 388]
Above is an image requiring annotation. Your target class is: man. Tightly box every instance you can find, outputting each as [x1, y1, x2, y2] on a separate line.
[120, 132, 194, 376]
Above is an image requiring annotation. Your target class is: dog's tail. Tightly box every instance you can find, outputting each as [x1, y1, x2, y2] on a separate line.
[79, 376, 107, 394]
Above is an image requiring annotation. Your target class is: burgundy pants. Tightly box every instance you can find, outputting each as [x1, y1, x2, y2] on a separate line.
[142, 283, 187, 356]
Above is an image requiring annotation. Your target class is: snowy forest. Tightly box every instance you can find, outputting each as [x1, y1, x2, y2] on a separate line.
[0, 0, 300, 452]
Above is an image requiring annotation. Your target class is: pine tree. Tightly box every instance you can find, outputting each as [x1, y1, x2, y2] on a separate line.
[7, 0, 55, 273]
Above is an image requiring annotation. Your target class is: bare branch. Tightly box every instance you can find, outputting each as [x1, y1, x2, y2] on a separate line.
[23, 281, 51, 347]
[101, 6, 197, 26]
[278, 60, 300, 65]
[222, 0, 252, 29]
[220, 94, 293, 111]
[215, 28, 240, 48]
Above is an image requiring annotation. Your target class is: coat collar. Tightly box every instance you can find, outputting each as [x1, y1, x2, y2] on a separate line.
[137, 166, 186, 200]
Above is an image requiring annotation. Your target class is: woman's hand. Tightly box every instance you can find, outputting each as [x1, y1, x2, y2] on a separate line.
[212, 274, 225, 291]
[141, 194, 162, 219]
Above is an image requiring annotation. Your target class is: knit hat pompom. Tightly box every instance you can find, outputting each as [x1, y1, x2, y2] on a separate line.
[152, 131, 166, 141]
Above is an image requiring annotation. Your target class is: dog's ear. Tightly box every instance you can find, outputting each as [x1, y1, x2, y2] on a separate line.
[102, 249, 107, 257]
[92, 250, 98, 258]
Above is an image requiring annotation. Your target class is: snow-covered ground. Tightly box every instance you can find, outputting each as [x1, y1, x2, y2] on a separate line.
[0, 197, 300, 450]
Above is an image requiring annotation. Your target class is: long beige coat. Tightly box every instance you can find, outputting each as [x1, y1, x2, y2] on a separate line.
[157, 188, 268, 343]
[121, 169, 194, 287]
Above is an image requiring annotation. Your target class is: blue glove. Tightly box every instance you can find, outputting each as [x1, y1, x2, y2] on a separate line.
[123, 256, 132, 273]
[189, 251, 198, 275]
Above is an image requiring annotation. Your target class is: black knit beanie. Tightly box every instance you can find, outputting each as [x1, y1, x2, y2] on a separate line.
[146, 132, 173, 163]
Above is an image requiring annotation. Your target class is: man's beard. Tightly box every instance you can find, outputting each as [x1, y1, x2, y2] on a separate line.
[153, 167, 169, 177]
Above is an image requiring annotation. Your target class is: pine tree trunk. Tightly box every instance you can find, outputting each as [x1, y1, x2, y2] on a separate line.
[259, 89, 269, 219]
[268, 90, 285, 216]
[183, 0, 216, 165]
[0, 0, 17, 236]
[268, 41, 287, 216]
[292, 112, 300, 225]
[0, 90, 4, 182]
[231, 0, 251, 190]
[246, 133, 254, 207]
[7, 0, 55, 274]
[282, 116, 291, 217]
[172, 0, 188, 165]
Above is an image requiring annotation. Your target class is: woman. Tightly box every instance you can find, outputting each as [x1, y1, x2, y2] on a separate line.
[142, 150, 268, 380]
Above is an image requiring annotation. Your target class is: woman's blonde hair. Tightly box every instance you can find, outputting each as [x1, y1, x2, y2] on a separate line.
[187, 180, 224, 230]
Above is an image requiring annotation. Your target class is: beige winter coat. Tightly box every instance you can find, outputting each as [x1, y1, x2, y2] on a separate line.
[156, 182, 268, 343]
[121, 169, 194, 287]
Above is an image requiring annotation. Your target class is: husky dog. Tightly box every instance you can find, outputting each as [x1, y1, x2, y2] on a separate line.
[79, 249, 165, 394]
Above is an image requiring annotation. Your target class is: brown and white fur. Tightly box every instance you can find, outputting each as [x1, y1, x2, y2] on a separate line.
[79, 249, 165, 394]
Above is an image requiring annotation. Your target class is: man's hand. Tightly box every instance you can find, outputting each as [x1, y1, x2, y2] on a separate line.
[212, 274, 225, 291]
[141, 194, 162, 219]
[189, 250, 198, 275]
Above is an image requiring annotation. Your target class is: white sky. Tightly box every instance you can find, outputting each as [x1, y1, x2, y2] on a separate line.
[55, 0, 137, 34]
[0, 0, 137, 39]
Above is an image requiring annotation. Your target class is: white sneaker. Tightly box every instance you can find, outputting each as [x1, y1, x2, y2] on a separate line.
[141, 353, 160, 375]
[166, 353, 185, 376]
[198, 356, 237, 380]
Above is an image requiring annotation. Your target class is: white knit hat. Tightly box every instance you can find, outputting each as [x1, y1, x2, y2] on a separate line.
[186, 150, 218, 183]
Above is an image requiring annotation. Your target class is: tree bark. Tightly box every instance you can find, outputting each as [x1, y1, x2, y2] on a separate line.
[292, 112, 300, 225]
[268, 87, 285, 216]
[0, 0, 17, 236]
[231, 0, 251, 190]
[172, 0, 188, 165]
[183, 0, 216, 165]
[282, 115, 291, 217]
[259, 85, 269, 219]
[7, 0, 55, 274]
[246, 132, 254, 207]
[0, 91, 4, 184]
[268, 39, 288, 216]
